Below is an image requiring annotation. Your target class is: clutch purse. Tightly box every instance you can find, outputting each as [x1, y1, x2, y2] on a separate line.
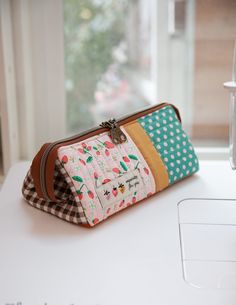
[22, 102, 199, 227]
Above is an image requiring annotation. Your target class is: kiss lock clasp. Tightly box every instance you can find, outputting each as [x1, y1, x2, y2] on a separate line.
[100, 118, 127, 145]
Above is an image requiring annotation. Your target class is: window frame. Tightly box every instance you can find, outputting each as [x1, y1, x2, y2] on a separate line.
[0, 0, 66, 173]
[0, 0, 230, 176]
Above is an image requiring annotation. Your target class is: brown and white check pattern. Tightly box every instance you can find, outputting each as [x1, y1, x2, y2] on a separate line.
[22, 159, 88, 225]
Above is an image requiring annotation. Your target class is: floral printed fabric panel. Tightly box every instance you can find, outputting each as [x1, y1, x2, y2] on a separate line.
[138, 105, 199, 184]
[58, 128, 155, 226]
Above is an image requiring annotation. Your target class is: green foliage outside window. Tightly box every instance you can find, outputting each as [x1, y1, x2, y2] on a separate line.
[64, 0, 131, 133]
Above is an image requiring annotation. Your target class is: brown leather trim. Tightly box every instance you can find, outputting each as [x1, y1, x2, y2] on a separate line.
[31, 103, 181, 201]
[30, 143, 50, 198]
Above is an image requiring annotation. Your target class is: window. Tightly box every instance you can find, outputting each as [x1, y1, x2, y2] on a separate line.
[64, 0, 155, 134]
[192, 0, 236, 147]
[64, 0, 236, 149]
[0, 0, 235, 174]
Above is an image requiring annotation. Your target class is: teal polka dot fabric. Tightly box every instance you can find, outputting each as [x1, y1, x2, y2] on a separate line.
[138, 105, 199, 184]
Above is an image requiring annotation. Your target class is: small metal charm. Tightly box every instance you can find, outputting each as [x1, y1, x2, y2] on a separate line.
[100, 118, 127, 144]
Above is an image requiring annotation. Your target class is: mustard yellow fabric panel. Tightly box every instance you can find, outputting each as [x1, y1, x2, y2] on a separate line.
[124, 121, 169, 192]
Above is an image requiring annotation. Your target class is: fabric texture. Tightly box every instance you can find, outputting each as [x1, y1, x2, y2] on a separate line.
[22, 159, 87, 225]
[138, 105, 199, 184]
[124, 121, 169, 192]
[58, 128, 155, 226]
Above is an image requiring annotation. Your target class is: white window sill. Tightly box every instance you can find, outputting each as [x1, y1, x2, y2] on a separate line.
[196, 147, 229, 161]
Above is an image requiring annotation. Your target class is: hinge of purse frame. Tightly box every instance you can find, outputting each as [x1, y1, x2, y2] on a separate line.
[100, 118, 127, 144]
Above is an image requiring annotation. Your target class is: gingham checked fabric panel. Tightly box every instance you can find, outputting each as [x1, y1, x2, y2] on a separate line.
[22, 159, 87, 225]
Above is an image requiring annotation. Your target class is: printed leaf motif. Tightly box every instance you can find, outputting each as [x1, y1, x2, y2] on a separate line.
[128, 154, 138, 160]
[93, 146, 98, 150]
[72, 176, 83, 183]
[120, 161, 128, 171]
[86, 156, 93, 163]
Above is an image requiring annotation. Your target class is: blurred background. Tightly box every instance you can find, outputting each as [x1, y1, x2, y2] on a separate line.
[0, 0, 235, 180]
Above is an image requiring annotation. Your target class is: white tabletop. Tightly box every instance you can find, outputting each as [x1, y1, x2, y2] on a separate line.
[0, 161, 236, 305]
